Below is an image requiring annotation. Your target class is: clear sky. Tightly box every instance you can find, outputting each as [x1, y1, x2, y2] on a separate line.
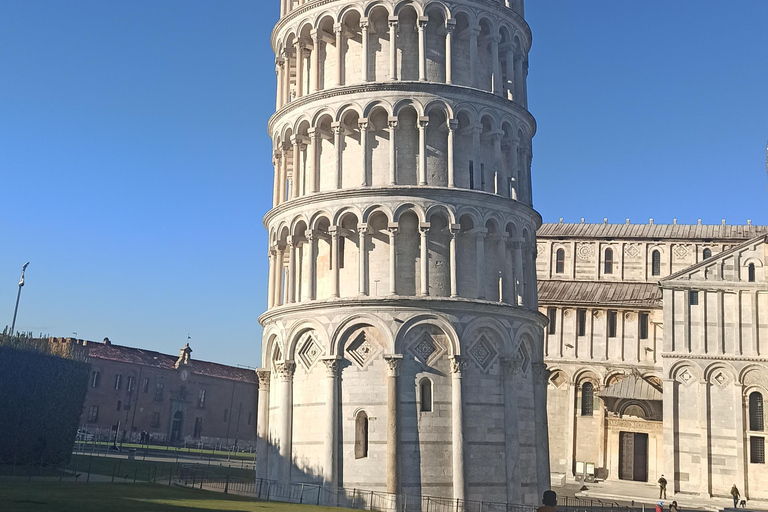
[1, 1, 766, 368]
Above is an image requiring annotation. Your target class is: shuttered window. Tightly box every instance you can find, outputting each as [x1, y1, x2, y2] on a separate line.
[652, 250, 661, 276]
[581, 383, 594, 416]
[355, 412, 369, 459]
[750, 392, 764, 431]
[555, 249, 565, 274]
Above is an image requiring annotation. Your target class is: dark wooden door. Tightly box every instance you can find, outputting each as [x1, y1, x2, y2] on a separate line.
[633, 433, 649, 482]
[619, 432, 635, 481]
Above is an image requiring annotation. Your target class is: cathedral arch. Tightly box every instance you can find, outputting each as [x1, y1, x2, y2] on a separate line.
[309, 211, 333, 231]
[547, 367, 571, 388]
[362, 100, 393, 119]
[361, 204, 393, 224]
[461, 317, 512, 356]
[392, 98, 424, 118]
[330, 313, 395, 357]
[455, 207, 482, 228]
[362, 0, 393, 18]
[392, 203, 426, 224]
[669, 360, 702, 382]
[740, 366, 768, 389]
[573, 368, 601, 388]
[286, 321, 331, 367]
[394, 313, 460, 357]
[704, 362, 737, 384]
[618, 400, 651, 420]
[425, 204, 455, 225]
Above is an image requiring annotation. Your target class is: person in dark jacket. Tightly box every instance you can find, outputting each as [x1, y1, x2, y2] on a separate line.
[537, 491, 558, 512]
[658, 475, 668, 499]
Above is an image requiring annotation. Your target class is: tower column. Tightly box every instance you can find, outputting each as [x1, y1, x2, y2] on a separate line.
[287, 238, 297, 303]
[384, 355, 403, 494]
[505, 48, 515, 100]
[447, 119, 457, 187]
[449, 226, 459, 297]
[275, 247, 285, 306]
[493, 132, 503, 196]
[469, 28, 479, 88]
[420, 225, 430, 296]
[360, 20, 369, 82]
[475, 229, 487, 299]
[418, 116, 429, 185]
[388, 226, 398, 295]
[267, 249, 276, 309]
[330, 229, 340, 298]
[310, 30, 320, 93]
[418, 17, 428, 81]
[294, 41, 305, 98]
[283, 50, 292, 102]
[532, 363, 552, 497]
[501, 358, 521, 503]
[513, 239, 525, 307]
[272, 152, 281, 207]
[321, 357, 341, 490]
[307, 231, 317, 300]
[359, 119, 370, 186]
[444, 21, 455, 84]
[471, 125, 482, 189]
[450, 356, 467, 501]
[308, 128, 319, 193]
[334, 24, 343, 86]
[291, 135, 301, 199]
[332, 123, 343, 189]
[514, 50, 524, 104]
[388, 18, 398, 80]
[388, 117, 398, 184]
[275, 361, 296, 483]
[358, 225, 368, 296]
[276, 58, 285, 108]
[255, 369, 271, 480]
[491, 35, 502, 95]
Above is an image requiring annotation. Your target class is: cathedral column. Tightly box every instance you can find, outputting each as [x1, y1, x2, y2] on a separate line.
[388, 117, 398, 184]
[310, 30, 320, 93]
[513, 239, 525, 307]
[307, 231, 317, 300]
[294, 41, 305, 98]
[332, 123, 343, 189]
[359, 119, 370, 186]
[450, 356, 467, 501]
[447, 119, 458, 187]
[334, 24, 344, 86]
[255, 369, 271, 480]
[275, 361, 296, 483]
[491, 35, 502, 95]
[418, 17, 428, 81]
[418, 117, 429, 185]
[272, 151, 281, 207]
[420, 225, 430, 296]
[449, 227, 459, 297]
[321, 357, 341, 490]
[267, 249, 276, 309]
[533, 363, 552, 497]
[388, 226, 398, 295]
[287, 237, 297, 303]
[384, 355, 403, 494]
[444, 21, 455, 84]
[308, 128, 319, 193]
[358, 225, 368, 296]
[505, 48, 515, 101]
[565, 381, 577, 478]
[388, 18, 398, 80]
[361, 20, 369, 82]
[469, 28, 480, 88]
[475, 229, 487, 299]
[330, 229, 340, 298]
[501, 357, 521, 503]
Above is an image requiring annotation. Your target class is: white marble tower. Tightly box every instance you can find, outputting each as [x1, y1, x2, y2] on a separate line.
[256, 0, 549, 505]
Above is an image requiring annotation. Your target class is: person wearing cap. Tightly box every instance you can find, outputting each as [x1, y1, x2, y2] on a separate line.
[538, 490, 558, 512]
[656, 501, 664, 512]
[658, 474, 668, 499]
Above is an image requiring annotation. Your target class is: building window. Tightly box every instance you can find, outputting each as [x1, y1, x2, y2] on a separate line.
[555, 249, 565, 274]
[689, 291, 699, 306]
[604, 248, 614, 275]
[608, 310, 618, 338]
[577, 309, 587, 337]
[751, 437, 765, 464]
[154, 382, 164, 402]
[87, 405, 99, 423]
[114, 374, 122, 390]
[223, 409, 228, 422]
[548, 308, 557, 335]
[355, 411, 369, 459]
[703, 248, 712, 259]
[420, 379, 433, 413]
[142, 378, 149, 393]
[749, 263, 756, 282]
[197, 389, 206, 409]
[750, 392, 764, 431]
[151, 412, 160, 428]
[116, 400, 122, 411]
[126, 375, 135, 393]
[652, 250, 661, 276]
[639, 312, 649, 340]
[91, 371, 101, 388]
[581, 383, 595, 416]
[193, 417, 203, 438]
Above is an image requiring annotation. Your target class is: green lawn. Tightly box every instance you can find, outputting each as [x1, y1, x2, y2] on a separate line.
[0, 482, 340, 512]
[75, 442, 256, 460]
[65, 454, 255, 481]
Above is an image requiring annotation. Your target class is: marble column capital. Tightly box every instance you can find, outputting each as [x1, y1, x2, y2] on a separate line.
[450, 355, 468, 375]
[532, 362, 552, 385]
[383, 354, 403, 377]
[501, 357, 522, 378]
[321, 356, 343, 377]
[256, 368, 272, 390]
[445, 19, 456, 32]
[274, 361, 296, 381]
[448, 119, 459, 131]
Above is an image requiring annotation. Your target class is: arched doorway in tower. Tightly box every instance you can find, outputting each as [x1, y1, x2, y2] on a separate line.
[170, 411, 183, 443]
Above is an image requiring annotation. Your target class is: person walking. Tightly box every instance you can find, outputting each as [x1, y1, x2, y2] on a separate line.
[658, 474, 668, 499]
[731, 485, 740, 509]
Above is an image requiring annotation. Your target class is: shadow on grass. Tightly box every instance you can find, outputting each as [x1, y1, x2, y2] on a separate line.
[0, 482, 339, 512]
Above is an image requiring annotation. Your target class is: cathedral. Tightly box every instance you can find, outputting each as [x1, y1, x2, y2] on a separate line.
[538, 220, 768, 500]
[256, 0, 549, 507]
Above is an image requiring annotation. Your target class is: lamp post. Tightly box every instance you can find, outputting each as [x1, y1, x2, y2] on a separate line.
[9, 262, 29, 338]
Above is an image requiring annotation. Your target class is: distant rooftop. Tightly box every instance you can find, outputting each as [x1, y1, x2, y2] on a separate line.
[538, 221, 768, 240]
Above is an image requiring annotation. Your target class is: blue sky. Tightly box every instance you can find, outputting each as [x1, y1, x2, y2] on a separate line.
[1, 1, 766, 367]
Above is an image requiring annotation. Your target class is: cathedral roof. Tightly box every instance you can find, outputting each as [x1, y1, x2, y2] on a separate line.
[537, 222, 768, 241]
[599, 374, 663, 401]
[537, 280, 661, 307]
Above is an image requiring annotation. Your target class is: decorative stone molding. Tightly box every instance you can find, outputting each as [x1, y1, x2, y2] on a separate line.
[274, 361, 296, 381]
[501, 357, 523, 378]
[532, 362, 551, 385]
[607, 417, 663, 434]
[450, 355, 468, 375]
[256, 369, 271, 391]
[321, 356, 343, 377]
[383, 354, 403, 377]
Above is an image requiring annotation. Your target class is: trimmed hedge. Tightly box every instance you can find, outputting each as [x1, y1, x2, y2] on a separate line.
[0, 346, 90, 465]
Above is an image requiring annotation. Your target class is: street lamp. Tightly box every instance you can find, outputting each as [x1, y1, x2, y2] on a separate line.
[9, 262, 29, 338]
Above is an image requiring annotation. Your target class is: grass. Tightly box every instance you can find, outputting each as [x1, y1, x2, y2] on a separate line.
[0, 482, 340, 512]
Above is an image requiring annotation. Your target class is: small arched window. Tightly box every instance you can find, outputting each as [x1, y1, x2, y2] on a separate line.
[420, 379, 433, 412]
[703, 248, 712, 259]
[750, 392, 764, 431]
[91, 370, 101, 388]
[581, 382, 595, 416]
[555, 249, 565, 274]
[651, 250, 661, 276]
[604, 249, 614, 275]
[748, 263, 756, 283]
[355, 411, 369, 459]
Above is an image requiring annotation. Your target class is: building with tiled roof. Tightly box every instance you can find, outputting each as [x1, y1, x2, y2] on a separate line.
[63, 337, 258, 447]
[537, 221, 768, 500]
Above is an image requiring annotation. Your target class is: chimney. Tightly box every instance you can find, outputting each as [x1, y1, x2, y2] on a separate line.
[103, 337, 111, 346]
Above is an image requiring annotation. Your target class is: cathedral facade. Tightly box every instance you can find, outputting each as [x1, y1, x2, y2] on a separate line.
[255, 0, 549, 506]
[538, 221, 768, 499]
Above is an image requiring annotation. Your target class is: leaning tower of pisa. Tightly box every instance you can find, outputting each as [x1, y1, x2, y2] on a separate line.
[256, 0, 548, 506]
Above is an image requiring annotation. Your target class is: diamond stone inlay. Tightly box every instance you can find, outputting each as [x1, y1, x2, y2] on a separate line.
[297, 334, 322, 370]
[407, 329, 446, 367]
[468, 334, 498, 373]
[346, 331, 380, 369]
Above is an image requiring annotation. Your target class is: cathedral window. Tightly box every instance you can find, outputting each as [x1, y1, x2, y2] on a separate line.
[548, 308, 557, 335]
[419, 379, 433, 412]
[751, 437, 765, 464]
[355, 411, 369, 459]
[608, 311, 617, 338]
[555, 249, 565, 274]
[91, 370, 101, 388]
[639, 313, 649, 340]
[581, 383, 594, 416]
[749, 263, 756, 282]
[114, 374, 122, 390]
[604, 248, 614, 275]
[703, 248, 712, 259]
[87, 405, 99, 423]
[652, 250, 661, 276]
[577, 309, 586, 336]
[689, 291, 699, 306]
[750, 392, 764, 431]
